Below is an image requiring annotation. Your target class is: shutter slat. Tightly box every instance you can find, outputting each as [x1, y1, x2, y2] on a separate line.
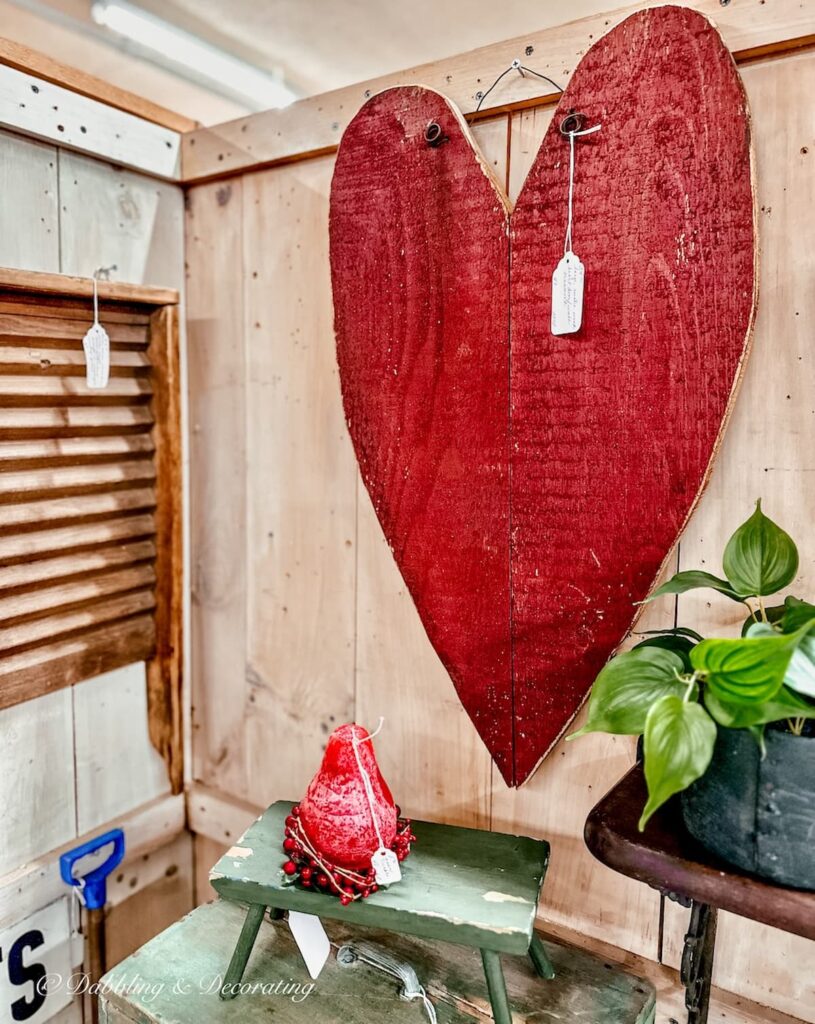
[0, 313, 147, 343]
[0, 512, 156, 562]
[0, 345, 151, 374]
[0, 406, 154, 437]
[0, 564, 156, 624]
[0, 459, 156, 501]
[1, 488, 156, 531]
[0, 435, 155, 465]
[0, 375, 152, 402]
[0, 588, 157, 653]
[0, 539, 156, 592]
[0, 614, 156, 710]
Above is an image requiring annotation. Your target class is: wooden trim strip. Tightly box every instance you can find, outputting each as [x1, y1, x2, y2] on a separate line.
[0, 267, 178, 306]
[181, 0, 815, 183]
[146, 305, 184, 795]
[0, 36, 197, 134]
[0, 63, 181, 181]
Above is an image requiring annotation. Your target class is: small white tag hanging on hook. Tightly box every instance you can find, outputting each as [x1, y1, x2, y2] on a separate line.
[83, 272, 110, 389]
[551, 114, 601, 337]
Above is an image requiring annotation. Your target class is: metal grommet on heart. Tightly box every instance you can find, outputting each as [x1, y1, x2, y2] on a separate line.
[559, 110, 586, 136]
[424, 121, 447, 148]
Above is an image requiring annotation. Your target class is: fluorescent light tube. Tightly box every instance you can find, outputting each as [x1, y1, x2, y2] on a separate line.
[91, 0, 297, 109]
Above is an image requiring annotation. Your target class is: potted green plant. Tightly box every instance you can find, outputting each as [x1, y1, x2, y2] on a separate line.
[572, 501, 815, 890]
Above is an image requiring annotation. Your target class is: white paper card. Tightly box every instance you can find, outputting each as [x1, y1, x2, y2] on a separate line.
[83, 322, 110, 389]
[551, 252, 585, 336]
[372, 846, 402, 885]
[288, 911, 330, 979]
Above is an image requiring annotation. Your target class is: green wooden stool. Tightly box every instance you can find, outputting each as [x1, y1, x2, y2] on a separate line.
[209, 801, 555, 1024]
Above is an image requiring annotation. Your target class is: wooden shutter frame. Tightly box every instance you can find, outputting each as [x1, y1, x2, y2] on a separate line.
[0, 267, 183, 793]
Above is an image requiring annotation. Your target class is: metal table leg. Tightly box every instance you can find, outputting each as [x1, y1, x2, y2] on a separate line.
[680, 901, 718, 1024]
[481, 948, 512, 1024]
[220, 903, 267, 1000]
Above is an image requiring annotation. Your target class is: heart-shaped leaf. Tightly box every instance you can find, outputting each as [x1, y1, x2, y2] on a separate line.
[722, 501, 798, 597]
[741, 621, 815, 699]
[632, 635, 696, 673]
[645, 570, 743, 604]
[570, 648, 688, 738]
[691, 628, 802, 704]
[640, 695, 717, 830]
[703, 685, 815, 729]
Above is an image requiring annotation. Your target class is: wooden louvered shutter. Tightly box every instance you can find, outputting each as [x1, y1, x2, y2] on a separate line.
[0, 268, 182, 789]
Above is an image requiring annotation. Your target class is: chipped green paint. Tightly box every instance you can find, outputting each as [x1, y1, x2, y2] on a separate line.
[210, 801, 549, 955]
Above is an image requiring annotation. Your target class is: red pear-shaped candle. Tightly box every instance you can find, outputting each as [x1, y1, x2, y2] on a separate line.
[281, 722, 415, 902]
[299, 723, 396, 870]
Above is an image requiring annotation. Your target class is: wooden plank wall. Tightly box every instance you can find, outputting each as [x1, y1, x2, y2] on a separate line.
[186, 28, 815, 1024]
[0, 122, 191, 1015]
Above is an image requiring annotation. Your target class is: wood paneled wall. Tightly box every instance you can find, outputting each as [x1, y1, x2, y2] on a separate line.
[0, 123, 190, 1020]
[186, 31, 815, 1022]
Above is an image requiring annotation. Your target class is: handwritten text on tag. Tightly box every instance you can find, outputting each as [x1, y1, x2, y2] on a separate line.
[371, 847, 401, 885]
[83, 322, 110, 389]
[551, 252, 585, 336]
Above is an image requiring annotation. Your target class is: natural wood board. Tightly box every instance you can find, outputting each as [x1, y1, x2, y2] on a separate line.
[0, 34, 196, 133]
[243, 158, 357, 808]
[181, 0, 815, 183]
[0, 131, 58, 272]
[0, 266, 178, 306]
[73, 663, 171, 834]
[186, 179, 248, 797]
[0, 688, 75, 875]
[0, 62, 181, 179]
[147, 305, 184, 794]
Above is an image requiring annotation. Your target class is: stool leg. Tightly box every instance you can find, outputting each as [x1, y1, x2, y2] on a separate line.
[220, 904, 266, 1000]
[480, 949, 512, 1024]
[528, 933, 556, 980]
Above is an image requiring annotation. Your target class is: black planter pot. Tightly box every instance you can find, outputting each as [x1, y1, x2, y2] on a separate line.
[681, 726, 815, 890]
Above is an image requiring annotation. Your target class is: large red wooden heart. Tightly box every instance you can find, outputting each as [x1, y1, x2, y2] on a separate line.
[330, 6, 755, 786]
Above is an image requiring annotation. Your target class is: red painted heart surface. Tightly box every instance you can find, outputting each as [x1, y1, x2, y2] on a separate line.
[330, 7, 755, 786]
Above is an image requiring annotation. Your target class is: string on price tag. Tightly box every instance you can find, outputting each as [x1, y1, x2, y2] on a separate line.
[551, 113, 601, 337]
[352, 719, 402, 886]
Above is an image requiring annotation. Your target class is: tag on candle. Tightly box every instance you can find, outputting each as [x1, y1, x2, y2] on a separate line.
[82, 322, 110, 389]
[372, 846, 401, 885]
[288, 911, 330, 979]
[551, 252, 585, 336]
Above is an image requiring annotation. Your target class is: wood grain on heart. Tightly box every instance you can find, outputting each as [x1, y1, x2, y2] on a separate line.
[330, 6, 755, 786]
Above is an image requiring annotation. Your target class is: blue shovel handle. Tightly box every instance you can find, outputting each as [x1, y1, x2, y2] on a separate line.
[60, 829, 125, 910]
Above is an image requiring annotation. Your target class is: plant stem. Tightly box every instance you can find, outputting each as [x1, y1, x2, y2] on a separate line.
[789, 716, 805, 737]
[683, 675, 698, 703]
[745, 599, 758, 623]
[758, 596, 768, 622]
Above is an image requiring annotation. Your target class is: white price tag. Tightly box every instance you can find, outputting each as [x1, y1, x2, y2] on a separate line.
[371, 846, 402, 886]
[288, 911, 330, 980]
[551, 252, 585, 336]
[82, 322, 110, 389]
